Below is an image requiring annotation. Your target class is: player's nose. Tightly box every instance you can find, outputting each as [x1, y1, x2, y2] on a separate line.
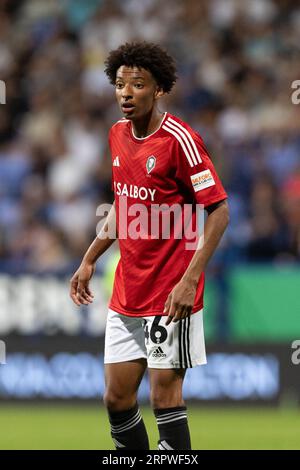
[121, 83, 133, 99]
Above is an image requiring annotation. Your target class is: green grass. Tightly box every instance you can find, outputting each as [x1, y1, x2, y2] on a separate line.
[0, 405, 299, 450]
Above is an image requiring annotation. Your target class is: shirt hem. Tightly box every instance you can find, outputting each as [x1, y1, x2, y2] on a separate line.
[108, 302, 204, 317]
[203, 193, 227, 208]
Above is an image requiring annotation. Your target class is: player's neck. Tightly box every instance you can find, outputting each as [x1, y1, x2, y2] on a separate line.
[131, 109, 165, 138]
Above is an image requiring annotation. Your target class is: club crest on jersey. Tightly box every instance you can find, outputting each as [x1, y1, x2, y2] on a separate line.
[146, 155, 156, 174]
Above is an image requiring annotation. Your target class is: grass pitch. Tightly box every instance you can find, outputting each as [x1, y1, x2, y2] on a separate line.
[0, 405, 299, 450]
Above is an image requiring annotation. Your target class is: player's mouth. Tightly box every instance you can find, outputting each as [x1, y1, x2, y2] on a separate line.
[121, 102, 135, 114]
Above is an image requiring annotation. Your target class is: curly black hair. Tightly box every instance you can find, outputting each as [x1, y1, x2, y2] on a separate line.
[104, 42, 177, 93]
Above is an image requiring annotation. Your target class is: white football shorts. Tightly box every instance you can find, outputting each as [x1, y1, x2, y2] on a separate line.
[104, 308, 207, 369]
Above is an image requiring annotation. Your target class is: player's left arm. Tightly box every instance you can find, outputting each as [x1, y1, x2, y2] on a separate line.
[164, 126, 229, 324]
[164, 199, 229, 324]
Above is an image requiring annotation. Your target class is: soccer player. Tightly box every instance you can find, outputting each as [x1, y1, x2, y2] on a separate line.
[70, 42, 229, 450]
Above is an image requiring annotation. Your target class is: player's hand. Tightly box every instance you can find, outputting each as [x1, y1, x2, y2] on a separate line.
[164, 279, 197, 325]
[70, 261, 95, 306]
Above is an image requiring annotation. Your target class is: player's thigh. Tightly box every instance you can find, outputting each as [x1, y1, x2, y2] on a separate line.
[104, 358, 147, 399]
[148, 368, 186, 408]
[149, 367, 186, 391]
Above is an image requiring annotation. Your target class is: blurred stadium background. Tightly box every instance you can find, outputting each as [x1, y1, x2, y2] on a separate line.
[0, 0, 300, 450]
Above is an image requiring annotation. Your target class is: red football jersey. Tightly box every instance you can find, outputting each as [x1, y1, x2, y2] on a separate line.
[108, 112, 227, 317]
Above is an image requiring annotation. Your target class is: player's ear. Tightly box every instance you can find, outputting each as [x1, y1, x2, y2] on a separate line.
[154, 86, 164, 100]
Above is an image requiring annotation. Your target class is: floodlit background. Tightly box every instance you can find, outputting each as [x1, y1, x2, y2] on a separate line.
[0, 0, 300, 450]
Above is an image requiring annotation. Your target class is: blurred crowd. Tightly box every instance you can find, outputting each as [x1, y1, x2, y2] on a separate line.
[0, 0, 300, 274]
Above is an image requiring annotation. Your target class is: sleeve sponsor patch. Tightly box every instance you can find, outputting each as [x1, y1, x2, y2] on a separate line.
[190, 169, 215, 192]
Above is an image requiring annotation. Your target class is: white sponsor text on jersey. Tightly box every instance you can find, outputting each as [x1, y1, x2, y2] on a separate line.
[114, 181, 156, 201]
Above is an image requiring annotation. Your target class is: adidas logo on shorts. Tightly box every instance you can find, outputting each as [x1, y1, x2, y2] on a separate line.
[152, 346, 166, 358]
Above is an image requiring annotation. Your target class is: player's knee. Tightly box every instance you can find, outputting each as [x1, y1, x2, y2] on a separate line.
[103, 389, 136, 412]
[150, 387, 184, 409]
[103, 390, 123, 411]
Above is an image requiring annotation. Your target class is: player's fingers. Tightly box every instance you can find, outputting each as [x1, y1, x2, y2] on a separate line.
[76, 281, 91, 305]
[82, 291, 94, 303]
[86, 285, 94, 298]
[77, 280, 94, 303]
[71, 294, 81, 306]
[180, 305, 190, 319]
[167, 301, 180, 323]
[69, 277, 78, 295]
[80, 286, 94, 303]
[70, 278, 81, 306]
[175, 303, 193, 322]
[172, 304, 185, 323]
[163, 296, 171, 315]
[186, 305, 193, 318]
[182, 306, 189, 320]
[165, 298, 176, 325]
[76, 290, 89, 305]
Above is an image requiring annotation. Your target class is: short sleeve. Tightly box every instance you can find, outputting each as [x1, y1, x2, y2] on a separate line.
[173, 128, 227, 207]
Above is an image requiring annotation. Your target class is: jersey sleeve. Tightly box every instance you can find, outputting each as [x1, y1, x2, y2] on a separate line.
[173, 127, 227, 207]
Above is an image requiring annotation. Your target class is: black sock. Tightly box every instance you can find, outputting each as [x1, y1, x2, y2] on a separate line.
[108, 402, 149, 450]
[154, 406, 191, 450]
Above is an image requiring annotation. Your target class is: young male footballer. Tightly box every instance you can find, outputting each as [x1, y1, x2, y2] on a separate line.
[70, 42, 229, 450]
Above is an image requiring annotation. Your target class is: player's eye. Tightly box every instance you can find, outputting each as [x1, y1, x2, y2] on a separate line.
[135, 83, 144, 88]
[115, 83, 124, 89]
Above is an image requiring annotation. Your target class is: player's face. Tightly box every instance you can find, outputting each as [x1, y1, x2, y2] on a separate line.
[115, 66, 162, 120]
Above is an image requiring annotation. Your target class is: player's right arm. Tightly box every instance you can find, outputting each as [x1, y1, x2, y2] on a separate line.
[70, 201, 117, 306]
